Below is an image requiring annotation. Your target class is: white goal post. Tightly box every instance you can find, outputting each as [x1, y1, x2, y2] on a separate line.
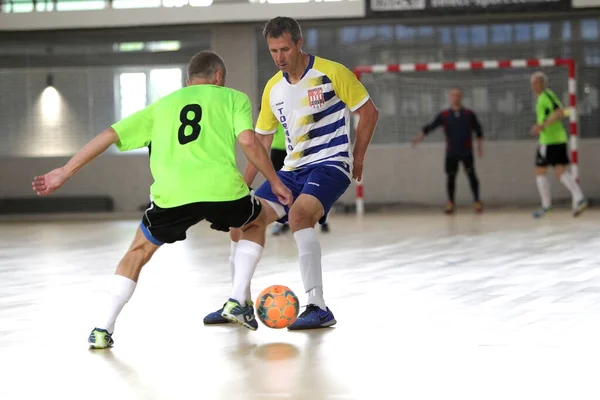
[352, 58, 578, 215]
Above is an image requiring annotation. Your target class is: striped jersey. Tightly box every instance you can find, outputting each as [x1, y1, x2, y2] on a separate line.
[255, 55, 370, 177]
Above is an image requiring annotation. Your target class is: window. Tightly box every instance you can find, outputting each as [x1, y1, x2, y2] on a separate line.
[438, 27, 452, 45]
[305, 29, 318, 49]
[358, 26, 377, 41]
[340, 27, 358, 44]
[470, 26, 487, 46]
[36, 1, 54, 11]
[119, 73, 147, 119]
[418, 26, 434, 37]
[112, 0, 161, 8]
[188, 0, 213, 5]
[396, 25, 416, 41]
[56, 0, 105, 11]
[378, 25, 394, 42]
[162, 0, 189, 5]
[562, 21, 571, 41]
[533, 23, 550, 41]
[116, 67, 183, 119]
[7, 0, 34, 12]
[584, 47, 600, 66]
[491, 24, 512, 44]
[149, 68, 182, 103]
[514, 23, 531, 43]
[454, 26, 469, 46]
[581, 19, 599, 41]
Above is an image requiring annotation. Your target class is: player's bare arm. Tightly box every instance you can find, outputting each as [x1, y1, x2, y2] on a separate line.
[32, 128, 119, 196]
[531, 108, 566, 135]
[238, 129, 292, 206]
[242, 133, 274, 187]
[352, 99, 379, 181]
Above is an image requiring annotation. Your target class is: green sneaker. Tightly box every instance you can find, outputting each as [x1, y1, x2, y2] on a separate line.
[204, 300, 253, 325]
[221, 298, 258, 331]
[88, 328, 114, 349]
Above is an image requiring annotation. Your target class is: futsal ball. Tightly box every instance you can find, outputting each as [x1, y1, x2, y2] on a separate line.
[256, 285, 300, 329]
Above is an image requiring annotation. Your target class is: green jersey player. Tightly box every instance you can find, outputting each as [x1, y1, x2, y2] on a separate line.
[32, 51, 292, 348]
[529, 71, 587, 218]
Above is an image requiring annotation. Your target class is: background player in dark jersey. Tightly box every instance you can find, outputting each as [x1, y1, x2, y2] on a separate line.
[412, 88, 483, 214]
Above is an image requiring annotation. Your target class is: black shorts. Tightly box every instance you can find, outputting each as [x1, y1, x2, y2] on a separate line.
[445, 154, 475, 175]
[140, 194, 262, 245]
[535, 143, 569, 167]
[270, 148, 286, 171]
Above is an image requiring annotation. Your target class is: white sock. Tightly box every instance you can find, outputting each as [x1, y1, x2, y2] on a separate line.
[229, 241, 237, 282]
[536, 175, 552, 209]
[231, 240, 263, 305]
[560, 172, 584, 206]
[96, 274, 136, 333]
[293, 228, 326, 310]
[229, 241, 251, 301]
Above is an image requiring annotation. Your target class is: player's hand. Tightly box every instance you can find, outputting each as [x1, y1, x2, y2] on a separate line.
[411, 132, 424, 148]
[531, 124, 543, 136]
[32, 167, 69, 196]
[271, 181, 293, 206]
[352, 159, 364, 181]
[477, 145, 483, 159]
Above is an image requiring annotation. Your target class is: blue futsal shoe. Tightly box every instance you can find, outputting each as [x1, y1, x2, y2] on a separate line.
[204, 300, 254, 325]
[203, 303, 231, 324]
[288, 304, 337, 330]
[221, 298, 258, 331]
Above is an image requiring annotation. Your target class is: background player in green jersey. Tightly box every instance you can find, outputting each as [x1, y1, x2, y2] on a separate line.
[529, 71, 587, 218]
[269, 124, 330, 236]
[31, 51, 292, 348]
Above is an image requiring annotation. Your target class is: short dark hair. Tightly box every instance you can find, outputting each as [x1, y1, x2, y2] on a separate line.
[263, 17, 303, 43]
[187, 51, 226, 81]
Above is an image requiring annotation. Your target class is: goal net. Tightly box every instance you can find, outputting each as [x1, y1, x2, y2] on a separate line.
[352, 59, 577, 213]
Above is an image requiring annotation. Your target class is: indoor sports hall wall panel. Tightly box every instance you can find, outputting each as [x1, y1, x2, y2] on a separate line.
[1, 16, 599, 212]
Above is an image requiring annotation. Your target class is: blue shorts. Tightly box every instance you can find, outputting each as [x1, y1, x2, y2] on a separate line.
[255, 164, 351, 224]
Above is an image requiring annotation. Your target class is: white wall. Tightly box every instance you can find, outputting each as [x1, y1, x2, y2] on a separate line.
[2, 139, 598, 213]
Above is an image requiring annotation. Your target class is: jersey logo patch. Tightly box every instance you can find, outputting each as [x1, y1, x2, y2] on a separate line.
[308, 88, 325, 110]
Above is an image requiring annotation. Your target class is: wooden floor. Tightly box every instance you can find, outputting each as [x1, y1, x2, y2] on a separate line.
[1, 208, 600, 400]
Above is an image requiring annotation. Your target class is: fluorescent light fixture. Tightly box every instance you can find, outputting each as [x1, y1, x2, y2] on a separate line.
[146, 41, 181, 52]
[113, 42, 145, 52]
